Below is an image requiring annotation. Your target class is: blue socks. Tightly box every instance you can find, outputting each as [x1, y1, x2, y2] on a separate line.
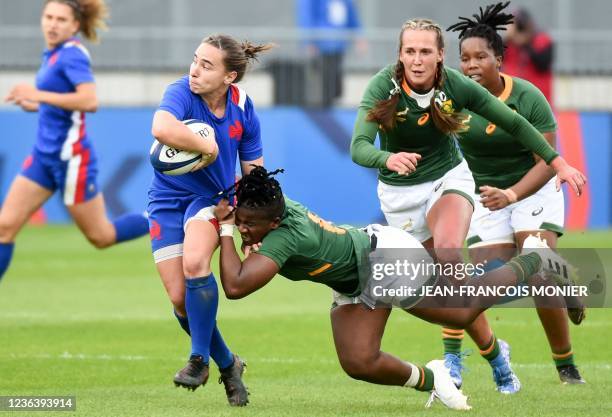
[184, 274, 233, 367]
[174, 309, 191, 335]
[0, 242, 14, 281]
[174, 307, 234, 369]
[112, 212, 149, 243]
[210, 323, 234, 369]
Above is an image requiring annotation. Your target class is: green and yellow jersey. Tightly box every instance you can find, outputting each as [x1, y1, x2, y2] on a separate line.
[255, 197, 371, 296]
[458, 73, 557, 192]
[351, 65, 558, 186]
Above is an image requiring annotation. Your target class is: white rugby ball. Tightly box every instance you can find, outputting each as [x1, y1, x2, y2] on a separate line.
[150, 119, 217, 175]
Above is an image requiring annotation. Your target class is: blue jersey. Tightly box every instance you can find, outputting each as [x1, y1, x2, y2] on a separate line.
[35, 37, 94, 158]
[151, 76, 263, 197]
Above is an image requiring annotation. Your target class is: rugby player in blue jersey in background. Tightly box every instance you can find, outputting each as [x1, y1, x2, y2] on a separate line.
[149, 34, 273, 406]
[1, 0, 149, 281]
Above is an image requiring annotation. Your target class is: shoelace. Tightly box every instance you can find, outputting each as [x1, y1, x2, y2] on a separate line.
[425, 392, 438, 408]
[444, 349, 473, 376]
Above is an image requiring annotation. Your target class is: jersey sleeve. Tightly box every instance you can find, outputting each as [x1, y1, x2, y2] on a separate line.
[62, 47, 94, 87]
[525, 84, 557, 133]
[238, 96, 263, 162]
[158, 79, 192, 121]
[255, 227, 298, 269]
[460, 73, 558, 164]
[350, 68, 393, 169]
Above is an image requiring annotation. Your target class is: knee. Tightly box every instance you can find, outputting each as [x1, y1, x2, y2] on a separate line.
[0, 217, 19, 242]
[85, 232, 114, 249]
[182, 252, 212, 278]
[337, 350, 378, 381]
[447, 310, 477, 328]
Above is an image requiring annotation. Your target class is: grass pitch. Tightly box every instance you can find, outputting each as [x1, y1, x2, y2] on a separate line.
[0, 226, 611, 416]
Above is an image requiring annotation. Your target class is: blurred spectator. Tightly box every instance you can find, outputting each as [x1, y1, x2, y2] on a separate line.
[503, 7, 554, 102]
[297, 0, 364, 106]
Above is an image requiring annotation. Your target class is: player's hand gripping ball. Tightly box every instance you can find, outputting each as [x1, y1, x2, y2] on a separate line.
[150, 119, 217, 175]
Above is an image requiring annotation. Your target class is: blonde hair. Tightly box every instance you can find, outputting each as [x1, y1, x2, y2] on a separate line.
[46, 0, 109, 43]
[367, 18, 466, 135]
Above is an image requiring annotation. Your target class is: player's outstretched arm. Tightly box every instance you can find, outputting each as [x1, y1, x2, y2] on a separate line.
[215, 199, 279, 299]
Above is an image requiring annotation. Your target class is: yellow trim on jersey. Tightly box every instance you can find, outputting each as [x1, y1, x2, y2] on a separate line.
[308, 263, 332, 276]
[401, 78, 412, 95]
[498, 73, 514, 102]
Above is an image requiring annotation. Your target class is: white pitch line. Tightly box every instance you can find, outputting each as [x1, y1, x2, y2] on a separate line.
[3, 353, 611, 370]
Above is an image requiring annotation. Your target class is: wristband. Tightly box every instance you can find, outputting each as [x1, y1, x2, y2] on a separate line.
[501, 188, 518, 204]
[219, 223, 235, 237]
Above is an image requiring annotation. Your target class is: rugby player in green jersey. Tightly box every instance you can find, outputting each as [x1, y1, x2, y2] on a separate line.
[442, 2, 585, 386]
[350, 12, 587, 394]
[212, 166, 574, 410]
[350, 17, 585, 268]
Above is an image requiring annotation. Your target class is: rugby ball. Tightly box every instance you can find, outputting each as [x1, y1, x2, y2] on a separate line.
[150, 119, 217, 175]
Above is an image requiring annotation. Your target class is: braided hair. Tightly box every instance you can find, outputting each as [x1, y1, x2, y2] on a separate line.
[447, 2, 514, 57]
[233, 166, 285, 219]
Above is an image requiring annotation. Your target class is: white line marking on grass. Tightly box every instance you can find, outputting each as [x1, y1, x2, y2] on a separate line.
[0, 312, 170, 321]
[4, 352, 610, 371]
[7, 352, 148, 361]
[483, 320, 612, 328]
[3, 353, 338, 365]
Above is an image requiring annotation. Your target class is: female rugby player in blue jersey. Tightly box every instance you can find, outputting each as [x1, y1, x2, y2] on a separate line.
[1, 0, 148, 280]
[149, 34, 273, 406]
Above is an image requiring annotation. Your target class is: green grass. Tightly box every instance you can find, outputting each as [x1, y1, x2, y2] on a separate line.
[1, 226, 611, 416]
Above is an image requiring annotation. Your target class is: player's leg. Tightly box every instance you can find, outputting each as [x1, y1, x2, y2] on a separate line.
[0, 175, 53, 279]
[466, 242, 521, 393]
[424, 161, 476, 388]
[63, 151, 147, 248]
[68, 193, 148, 248]
[516, 230, 585, 384]
[408, 246, 546, 326]
[330, 301, 469, 410]
[148, 196, 209, 389]
[426, 160, 475, 264]
[0, 151, 57, 280]
[180, 202, 248, 405]
[427, 189, 473, 387]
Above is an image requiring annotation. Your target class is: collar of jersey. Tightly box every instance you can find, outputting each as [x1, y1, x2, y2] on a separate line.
[198, 88, 234, 122]
[497, 73, 514, 102]
[401, 78, 434, 109]
[43, 36, 79, 55]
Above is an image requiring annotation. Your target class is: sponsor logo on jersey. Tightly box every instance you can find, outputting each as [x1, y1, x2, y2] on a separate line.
[396, 106, 409, 123]
[229, 120, 243, 141]
[434, 91, 455, 114]
[402, 218, 414, 231]
[486, 122, 497, 135]
[417, 113, 430, 126]
[48, 52, 60, 66]
[532, 207, 544, 216]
